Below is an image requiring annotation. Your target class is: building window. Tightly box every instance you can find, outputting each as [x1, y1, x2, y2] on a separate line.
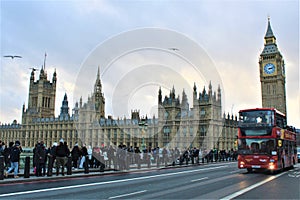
[163, 126, 170, 134]
[200, 108, 205, 116]
[200, 126, 206, 136]
[272, 84, 276, 95]
[266, 84, 270, 94]
[190, 127, 194, 137]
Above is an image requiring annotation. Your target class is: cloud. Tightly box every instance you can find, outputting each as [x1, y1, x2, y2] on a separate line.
[1, 0, 299, 128]
[74, 0, 123, 19]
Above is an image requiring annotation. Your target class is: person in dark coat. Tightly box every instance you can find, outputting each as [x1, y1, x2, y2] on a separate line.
[5, 141, 22, 178]
[71, 143, 81, 169]
[4, 142, 14, 170]
[54, 139, 70, 176]
[34, 141, 47, 176]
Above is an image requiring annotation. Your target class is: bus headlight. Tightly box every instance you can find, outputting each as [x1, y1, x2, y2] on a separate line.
[269, 163, 275, 170]
[240, 161, 245, 168]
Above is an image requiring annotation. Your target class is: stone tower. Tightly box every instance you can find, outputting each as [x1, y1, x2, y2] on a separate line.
[93, 67, 105, 119]
[59, 93, 70, 120]
[259, 18, 287, 116]
[22, 58, 57, 123]
[77, 67, 105, 124]
[157, 82, 223, 150]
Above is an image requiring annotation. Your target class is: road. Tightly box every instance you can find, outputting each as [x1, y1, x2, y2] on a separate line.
[0, 162, 299, 199]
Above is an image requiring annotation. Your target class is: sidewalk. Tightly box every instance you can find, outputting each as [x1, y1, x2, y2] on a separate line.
[0, 163, 178, 184]
[1, 161, 228, 184]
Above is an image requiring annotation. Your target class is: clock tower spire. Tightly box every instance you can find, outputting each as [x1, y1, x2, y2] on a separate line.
[259, 17, 287, 116]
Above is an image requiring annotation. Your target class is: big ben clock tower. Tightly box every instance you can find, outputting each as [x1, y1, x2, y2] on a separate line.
[259, 17, 287, 116]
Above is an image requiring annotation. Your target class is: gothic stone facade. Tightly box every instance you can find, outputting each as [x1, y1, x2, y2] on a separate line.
[0, 66, 237, 151]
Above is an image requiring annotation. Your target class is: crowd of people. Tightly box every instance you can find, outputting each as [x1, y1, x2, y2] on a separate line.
[0, 139, 238, 178]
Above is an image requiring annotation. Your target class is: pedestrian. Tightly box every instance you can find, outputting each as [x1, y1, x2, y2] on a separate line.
[48, 142, 57, 169]
[3, 142, 14, 170]
[0, 140, 4, 157]
[107, 145, 115, 169]
[195, 148, 200, 164]
[35, 141, 47, 176]
[184, 148, 190, 165]
[5, 141, 22, 178]
[162, 148, 168, 166]
[79, 144, 88, 169]
[54, 139, 70, 176]
[92, 146, 101, 168]
[33, 143, 38, 173]
[71, 143, 81, 169]
[135, 146, 141, 169]
[87, 145, 93, 168]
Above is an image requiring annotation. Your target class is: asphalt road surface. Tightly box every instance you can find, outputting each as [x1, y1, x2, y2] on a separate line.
[0, 162, 299, 199]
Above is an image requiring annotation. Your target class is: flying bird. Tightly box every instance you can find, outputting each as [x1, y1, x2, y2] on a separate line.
[168, 48, 179, 51]
[29, 67, 38, 71]
[3, 55, 22, 59]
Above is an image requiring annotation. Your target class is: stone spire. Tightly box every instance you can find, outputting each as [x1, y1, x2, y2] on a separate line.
[265, 17, 275, 39]
[158, 87, 162, 104]
[60, 93, 70, 119]
[261, 17, 278, 55]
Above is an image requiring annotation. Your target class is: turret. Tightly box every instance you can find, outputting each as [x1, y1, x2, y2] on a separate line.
[158, 87, 162, 105]
[208, 81, 212, 97]
[59, 93, 70, 119]
[52, 68, 57, 85]
[217, 84, 221, 102]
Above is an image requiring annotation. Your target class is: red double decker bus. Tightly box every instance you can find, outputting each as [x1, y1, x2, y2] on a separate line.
[237, 108, 297, 173]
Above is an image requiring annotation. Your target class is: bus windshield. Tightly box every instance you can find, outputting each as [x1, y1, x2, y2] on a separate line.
[239, 127, 273, 136]
[238, 138, 276, 155]
[239, 110, 274, 127]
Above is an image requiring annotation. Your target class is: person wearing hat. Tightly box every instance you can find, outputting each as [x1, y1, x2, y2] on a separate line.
[5, 141, 22, 178]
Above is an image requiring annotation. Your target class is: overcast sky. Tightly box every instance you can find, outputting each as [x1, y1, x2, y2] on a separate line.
[1, 0, 299, 127]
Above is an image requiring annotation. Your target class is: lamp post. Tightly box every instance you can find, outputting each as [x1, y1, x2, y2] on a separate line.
[139, 119, 148, 151]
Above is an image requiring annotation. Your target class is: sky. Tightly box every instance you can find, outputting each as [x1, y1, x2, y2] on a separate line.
[0, 0, 299, 128]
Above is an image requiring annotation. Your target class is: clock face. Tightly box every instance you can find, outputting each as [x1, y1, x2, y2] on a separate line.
[264, 63, 275, 74]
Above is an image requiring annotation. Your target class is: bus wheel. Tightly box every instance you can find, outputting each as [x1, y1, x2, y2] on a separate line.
[247, 168, 253, 173]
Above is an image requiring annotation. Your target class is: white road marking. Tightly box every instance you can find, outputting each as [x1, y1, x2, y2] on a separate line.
[0, 165, 227, 197]
[220, 171, 287, 200]
[191, 177, 209, 182]
[108, 190, 147, 199]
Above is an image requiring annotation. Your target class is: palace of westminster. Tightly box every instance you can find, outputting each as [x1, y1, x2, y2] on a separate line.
[0, 19, 290, 151]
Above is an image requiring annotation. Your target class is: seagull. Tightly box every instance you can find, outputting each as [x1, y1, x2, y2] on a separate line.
[3, 55, 22, 59]
[168, 48, 179, 51]
[29, 67, 38, 71]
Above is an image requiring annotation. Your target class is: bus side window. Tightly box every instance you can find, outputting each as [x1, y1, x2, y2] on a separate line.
[284, 141, 288, 154]
[283, 119, 287, 129]
[288, 141, 293, 154]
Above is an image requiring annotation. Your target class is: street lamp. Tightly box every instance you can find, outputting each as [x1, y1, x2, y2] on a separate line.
[139, 119, 148, 151]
